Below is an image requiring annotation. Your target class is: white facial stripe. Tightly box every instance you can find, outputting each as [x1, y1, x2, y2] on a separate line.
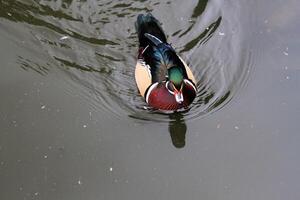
[145, 82, 158, 103]
[165, 81, 174, 95]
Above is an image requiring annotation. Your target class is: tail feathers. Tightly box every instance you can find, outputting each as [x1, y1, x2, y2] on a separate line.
[135, 13, 167, 47]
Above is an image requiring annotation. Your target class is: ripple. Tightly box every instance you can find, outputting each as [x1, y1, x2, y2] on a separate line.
[2, 0, 254, 124]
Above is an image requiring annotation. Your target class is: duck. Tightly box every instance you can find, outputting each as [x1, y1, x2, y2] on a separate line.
[135, 13, 197, 111]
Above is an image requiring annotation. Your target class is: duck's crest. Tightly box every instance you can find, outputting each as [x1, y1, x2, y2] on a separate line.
[135, 13, 167, 48]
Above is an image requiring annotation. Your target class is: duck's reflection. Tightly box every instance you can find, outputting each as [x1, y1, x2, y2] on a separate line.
[168, 112, 187, 148]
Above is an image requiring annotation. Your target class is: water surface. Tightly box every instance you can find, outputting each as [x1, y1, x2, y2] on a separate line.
[1, 0, 300, 199]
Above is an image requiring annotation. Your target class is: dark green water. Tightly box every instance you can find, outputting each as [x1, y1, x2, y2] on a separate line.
[1, 0, 300, 199]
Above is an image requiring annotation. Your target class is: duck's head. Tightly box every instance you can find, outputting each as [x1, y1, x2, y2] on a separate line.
[168, 67, 184, 104]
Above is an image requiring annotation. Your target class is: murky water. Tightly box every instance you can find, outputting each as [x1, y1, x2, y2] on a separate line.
[1, 0, 300, 199]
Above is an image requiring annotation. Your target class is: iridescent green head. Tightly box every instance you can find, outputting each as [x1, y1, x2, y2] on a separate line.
[168, 67, 184, 104]
[168, 67, 184, 89]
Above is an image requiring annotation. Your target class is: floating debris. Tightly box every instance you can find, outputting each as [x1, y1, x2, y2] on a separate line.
[109, 167, 113, 172]
[218, 32, 225, 36]
[41, 105, 46, 109]
[283, 47, 289, 56]
[83, 124, 87, 128]
[59, 36, 70, 41]
[234, 126, 239, 130]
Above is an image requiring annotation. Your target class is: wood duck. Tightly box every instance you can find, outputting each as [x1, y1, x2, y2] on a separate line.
[135, 14, 197, 111]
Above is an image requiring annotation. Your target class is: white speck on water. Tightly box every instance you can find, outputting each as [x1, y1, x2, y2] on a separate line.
[41, 105, 46, 109]
[44, 155, 48, 159]
[34, 192, 39, 196]
[109, 167, 113, 172]
[78, 179, 82, 185]
[12, 120, 18, 127]
[206, 27, 209, 30]
[83, 124, 87, 128]
[283, 51, 288, 56]
[286, 76, 290, 80]
[7, 12, 12, 16]
[284, 66, 288, 70]
[234, 126, 239, 130]
[59, 36, 69, 40]
[218, 32, 225, 36]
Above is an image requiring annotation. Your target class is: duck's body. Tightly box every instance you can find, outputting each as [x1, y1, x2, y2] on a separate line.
[135, 14, 197, 111]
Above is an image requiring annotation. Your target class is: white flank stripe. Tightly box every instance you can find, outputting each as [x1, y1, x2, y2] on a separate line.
[184, 79, 197, 91]
[145, 83, 158, 103]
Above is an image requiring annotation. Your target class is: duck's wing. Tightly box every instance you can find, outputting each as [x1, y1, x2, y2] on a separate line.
[145, 33, 197, 85]
[142, 34, 188, 83]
